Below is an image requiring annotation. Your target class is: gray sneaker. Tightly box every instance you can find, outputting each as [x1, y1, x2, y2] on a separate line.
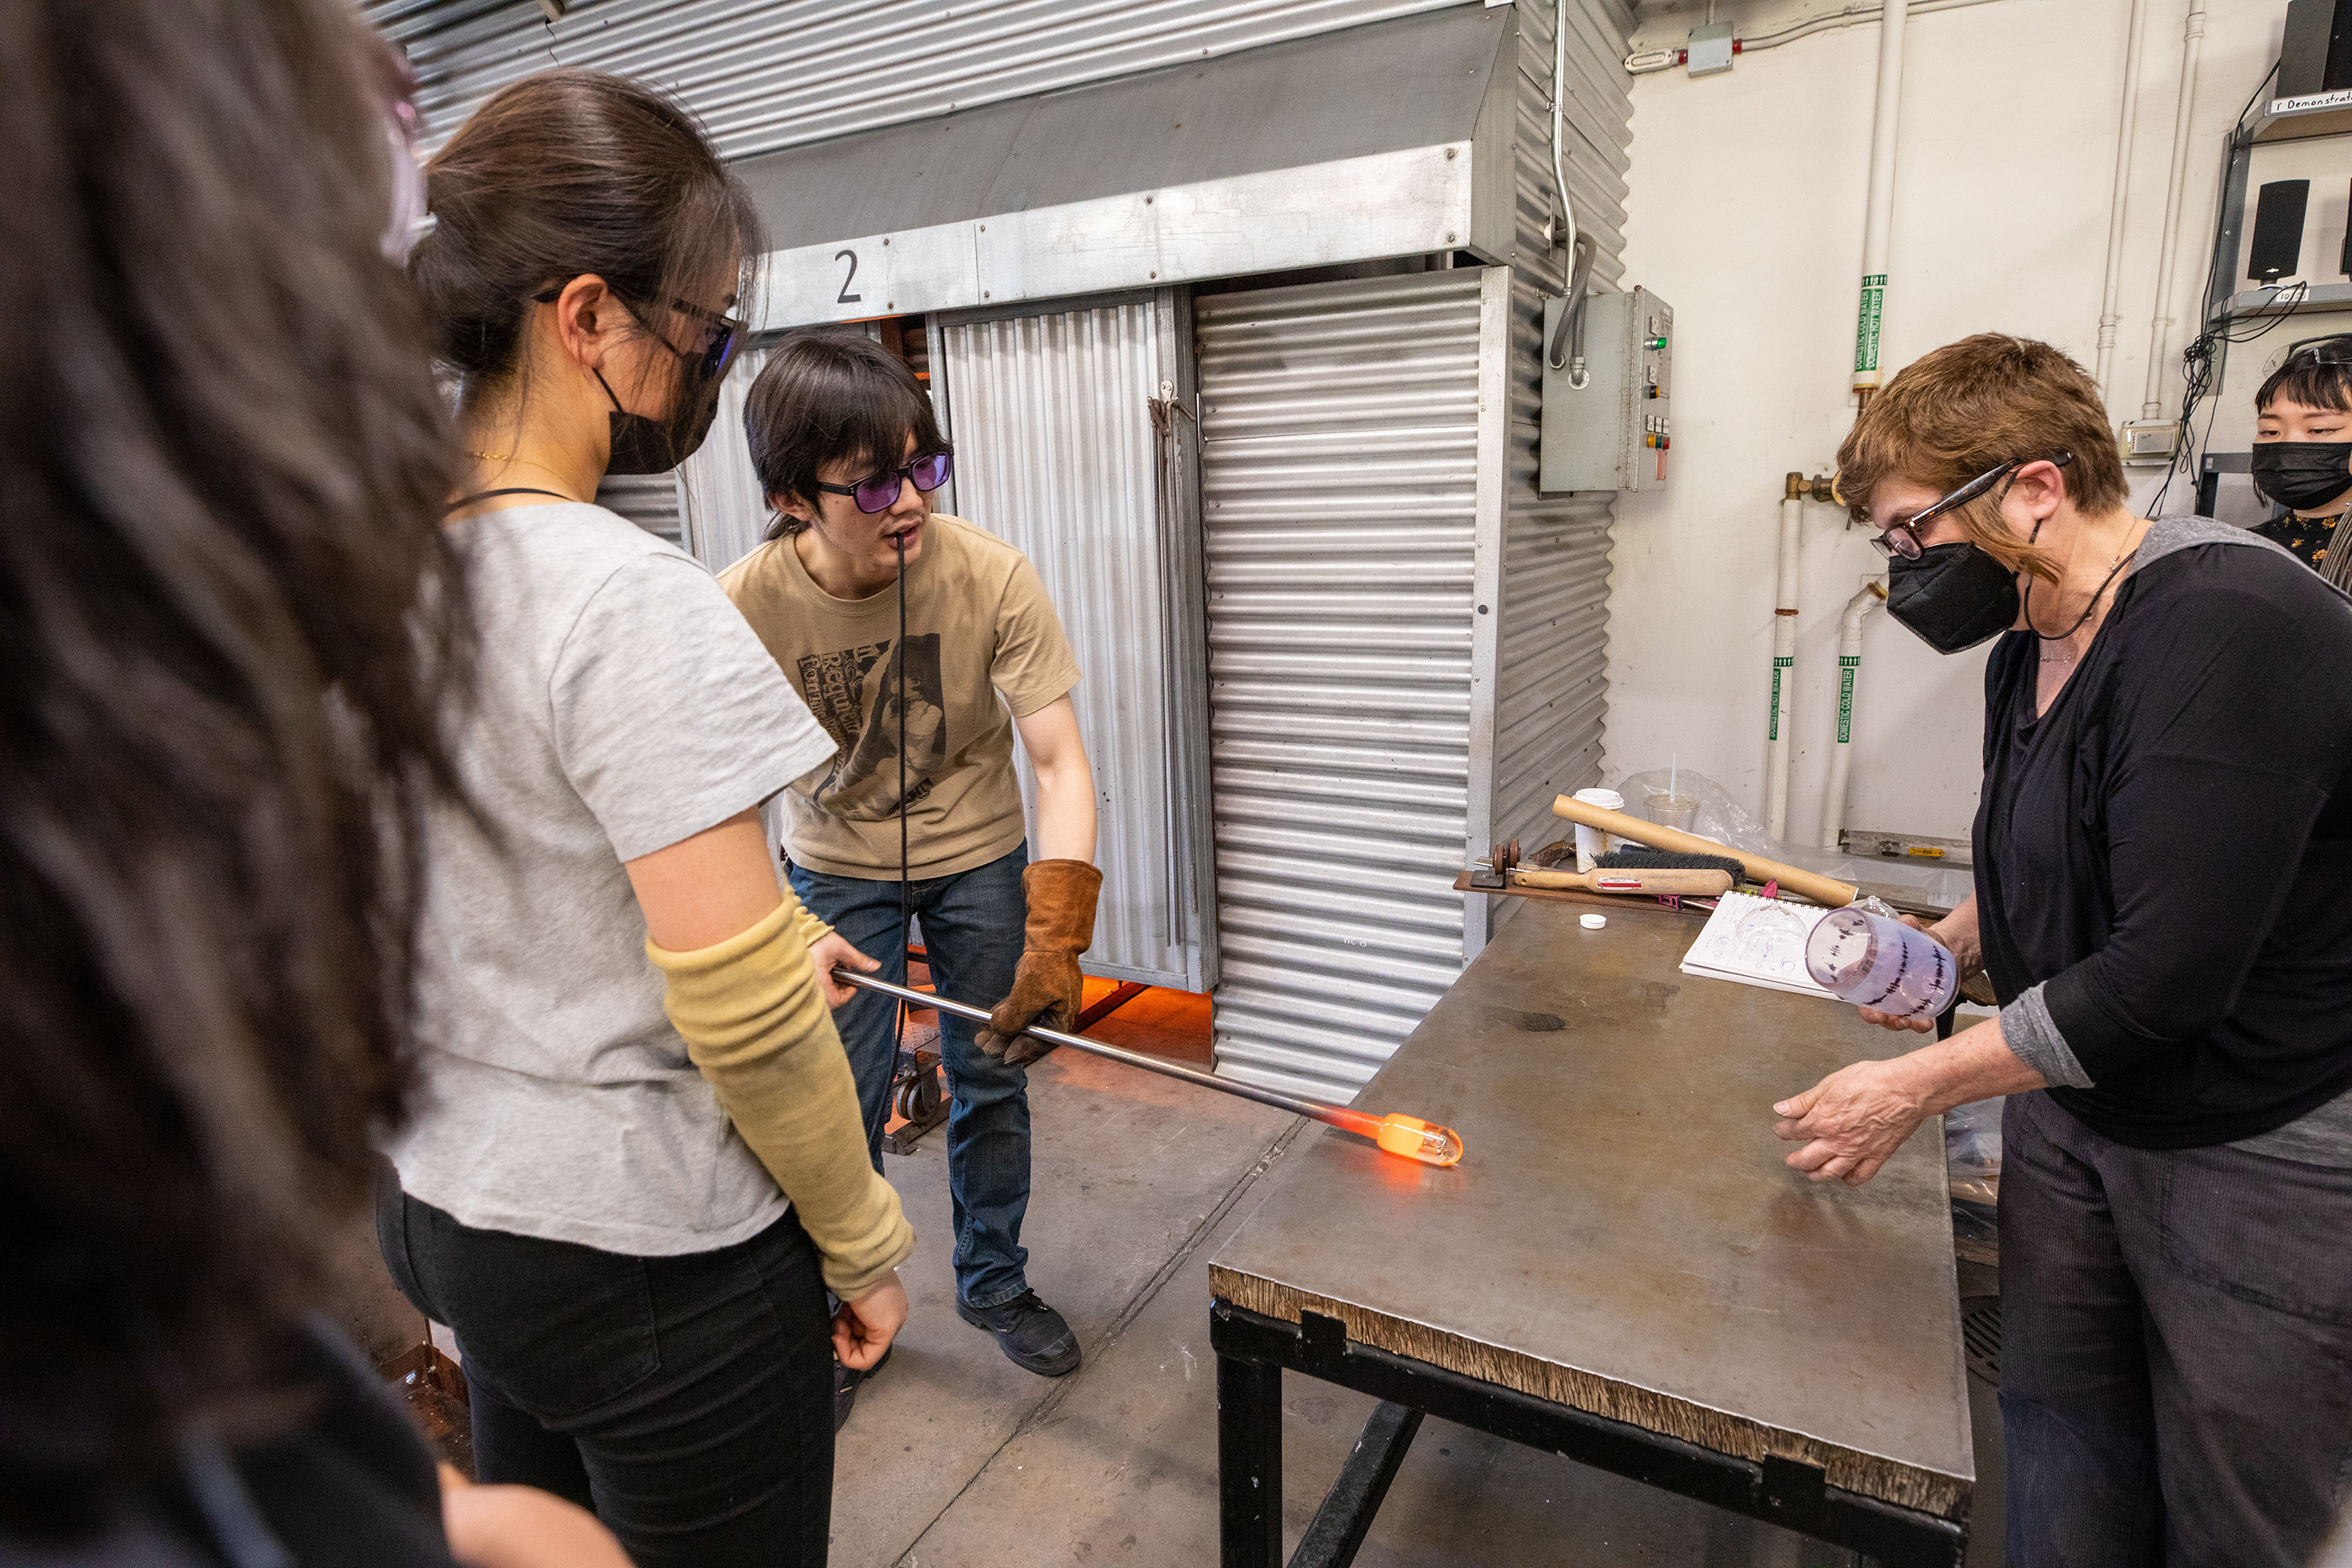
[957, 1290, 1080, 1377]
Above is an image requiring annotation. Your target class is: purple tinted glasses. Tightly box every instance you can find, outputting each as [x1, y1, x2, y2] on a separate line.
[818, 451, 953, 513]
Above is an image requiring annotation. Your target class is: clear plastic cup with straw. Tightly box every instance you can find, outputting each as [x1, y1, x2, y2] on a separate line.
[1646, 753, 1698, 832]
[1803, 907, 1958, 1020]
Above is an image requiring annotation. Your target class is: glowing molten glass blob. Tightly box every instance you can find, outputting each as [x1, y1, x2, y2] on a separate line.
[1368, 1113, 1464, 1167]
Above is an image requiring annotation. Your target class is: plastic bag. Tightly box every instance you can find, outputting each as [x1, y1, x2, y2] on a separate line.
[1605, 766, 1976, 913]
[1944, 1095, 2003, 1208]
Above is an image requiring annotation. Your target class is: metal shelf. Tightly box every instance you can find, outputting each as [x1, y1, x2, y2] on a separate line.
[2222, 281, 2352, 317]
[2250, 91, 2352, 144]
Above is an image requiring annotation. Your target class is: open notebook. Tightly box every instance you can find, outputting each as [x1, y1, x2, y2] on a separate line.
[1678, 890, 1839, 1000]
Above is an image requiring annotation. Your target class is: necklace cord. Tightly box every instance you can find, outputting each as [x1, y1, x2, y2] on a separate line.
[2024, 522, 2141, 643]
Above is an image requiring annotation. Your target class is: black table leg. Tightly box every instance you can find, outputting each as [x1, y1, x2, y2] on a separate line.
[1219, 1351, 1284, 1568]
[1292, 1400, 1423, 1568]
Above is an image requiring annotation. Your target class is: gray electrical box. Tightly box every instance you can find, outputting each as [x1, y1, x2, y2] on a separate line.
[1540, 288, 1673, 494]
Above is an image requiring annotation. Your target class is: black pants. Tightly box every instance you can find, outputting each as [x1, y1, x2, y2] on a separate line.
[377, 1177, 834, 1567]
[1999, 1089, 2352, 1566]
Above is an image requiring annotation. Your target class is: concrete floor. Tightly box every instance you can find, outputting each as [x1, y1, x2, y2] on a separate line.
[831, 1037, 2006, 1567]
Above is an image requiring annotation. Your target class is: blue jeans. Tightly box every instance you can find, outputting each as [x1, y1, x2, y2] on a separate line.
[790, 844, 1034, 1310]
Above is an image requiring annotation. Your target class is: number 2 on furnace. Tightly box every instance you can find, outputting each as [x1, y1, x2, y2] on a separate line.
[835, 248, 862, 306]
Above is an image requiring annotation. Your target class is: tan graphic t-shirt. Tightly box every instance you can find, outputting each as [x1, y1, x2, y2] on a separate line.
[720, 514, 1081, 879]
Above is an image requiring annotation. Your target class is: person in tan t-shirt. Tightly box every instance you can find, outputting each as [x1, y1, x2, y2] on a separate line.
[722, 331, 1102, 1406]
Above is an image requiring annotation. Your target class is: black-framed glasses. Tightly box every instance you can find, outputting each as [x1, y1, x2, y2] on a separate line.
[1868, 450, 2074, 561]
[530, 284, 746, 384]
[817, 452, 954, 513]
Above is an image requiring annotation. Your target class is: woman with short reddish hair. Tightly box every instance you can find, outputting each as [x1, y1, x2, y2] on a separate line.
[1772, 334, 2352, 1564]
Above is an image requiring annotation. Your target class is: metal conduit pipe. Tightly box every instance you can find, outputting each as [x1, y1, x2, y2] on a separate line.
[1765, 475, 1805, 842]
[1623, 0, 2005, 74]
[1851, 0, 1909, 411]
[2141, 0, 2209, 422]
[2093, 0, 2151, 401]
[1816, 577, 1888, 850]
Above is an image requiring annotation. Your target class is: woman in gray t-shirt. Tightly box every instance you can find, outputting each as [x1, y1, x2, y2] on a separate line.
[378, 71, 911, 1568]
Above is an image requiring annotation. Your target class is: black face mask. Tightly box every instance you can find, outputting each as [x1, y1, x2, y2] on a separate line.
[596, 366, 719, 476]
[2250, 441, 2352, 511]
[1885, 542, 2021, 654]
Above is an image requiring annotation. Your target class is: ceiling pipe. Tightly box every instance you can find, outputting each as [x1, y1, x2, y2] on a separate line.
[1851, 0, 1909, 413]
[2093, 0, 2151, 403]
[2141, 0, 2209, 422]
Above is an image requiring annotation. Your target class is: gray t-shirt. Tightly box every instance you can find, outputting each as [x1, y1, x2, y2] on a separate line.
[388, 503, 837, 1256]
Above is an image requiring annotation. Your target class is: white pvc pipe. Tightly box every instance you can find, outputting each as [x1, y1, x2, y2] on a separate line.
[1851, 0, 1909, 399]
[1816, 578, 1888, 850]
[1765, 495, 1803, 841]
[2141, 0, 2209, 422]
[2093, 0, 2151, 401]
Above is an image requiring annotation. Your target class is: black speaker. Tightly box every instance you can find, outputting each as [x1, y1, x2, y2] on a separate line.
[2250, 180, 2312, 283]
[2280, 0, 2352, 97]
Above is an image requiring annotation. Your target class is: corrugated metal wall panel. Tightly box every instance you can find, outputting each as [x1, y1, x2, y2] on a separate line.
[1490, 0, 1630, 918]
[371, 0, 1467, 160]
[1195, 268, 1488, 1104]
[677, 344, 774, 573]
[937, 298, 1203, 988]
[594, 470, 687, 547]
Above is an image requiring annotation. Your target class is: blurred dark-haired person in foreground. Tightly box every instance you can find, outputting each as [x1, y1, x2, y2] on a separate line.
[0, 4, 625, 1564]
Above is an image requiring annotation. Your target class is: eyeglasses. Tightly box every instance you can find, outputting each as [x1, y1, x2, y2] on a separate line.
[816, 452, 954, 513]
[1869, 450, 2074, 561]
[2282, 334, 2352, 370]
[530, 284, 746, 385]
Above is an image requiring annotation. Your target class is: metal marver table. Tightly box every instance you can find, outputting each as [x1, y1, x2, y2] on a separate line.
[1207, 899, 1973, 1566]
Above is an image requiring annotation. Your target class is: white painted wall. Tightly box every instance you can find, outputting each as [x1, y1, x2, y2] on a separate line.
[1604, 0, 2291, 846]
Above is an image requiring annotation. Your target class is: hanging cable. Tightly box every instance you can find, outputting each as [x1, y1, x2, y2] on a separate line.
[863, 528, 913, 1156]
[2148, 62, 2290, 517]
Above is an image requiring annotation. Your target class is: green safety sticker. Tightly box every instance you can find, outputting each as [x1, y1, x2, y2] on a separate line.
[1835, 655, 1860, 743]
[1769, 656, 1793, 739]
[1853, 273, 1887, 375]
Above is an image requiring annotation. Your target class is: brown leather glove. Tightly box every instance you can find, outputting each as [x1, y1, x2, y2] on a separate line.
[976, 859, 1103, 1066]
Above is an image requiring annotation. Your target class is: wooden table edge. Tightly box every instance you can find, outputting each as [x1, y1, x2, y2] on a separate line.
[1207, 1264, 1971, 1523]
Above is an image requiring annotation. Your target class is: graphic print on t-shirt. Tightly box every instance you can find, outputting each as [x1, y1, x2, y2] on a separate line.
[796, 633, 948, 820]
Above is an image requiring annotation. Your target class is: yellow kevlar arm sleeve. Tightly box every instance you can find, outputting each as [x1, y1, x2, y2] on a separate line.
[787, 899, 833, 949]
[648, 897, 912, 1299]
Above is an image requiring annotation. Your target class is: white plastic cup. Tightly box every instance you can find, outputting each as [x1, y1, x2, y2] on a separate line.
[1803, 908, 1958, 1020]
[1571, 787, 1624, 872]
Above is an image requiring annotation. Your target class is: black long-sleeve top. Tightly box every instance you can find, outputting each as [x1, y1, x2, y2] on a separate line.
[1975, 517, 2352, 1149]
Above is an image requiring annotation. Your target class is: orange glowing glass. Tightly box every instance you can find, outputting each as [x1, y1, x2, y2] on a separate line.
[1326, 1109, 1465, 1167]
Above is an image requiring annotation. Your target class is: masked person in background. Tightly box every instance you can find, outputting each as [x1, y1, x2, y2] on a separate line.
[379, 72, 912, 1568]
[2250, 334, 2352, 586]
[0, 4, 630, 1565]
[722, 332, 1100, 1418]
[1771, 335, 2352, 1567]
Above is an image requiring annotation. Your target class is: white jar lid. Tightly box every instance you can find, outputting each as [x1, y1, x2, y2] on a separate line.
[1579, 912, 1608, 931]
